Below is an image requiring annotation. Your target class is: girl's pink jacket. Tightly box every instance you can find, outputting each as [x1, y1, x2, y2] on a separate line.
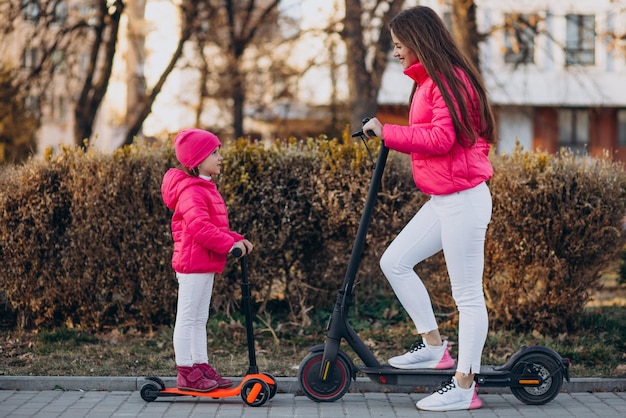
[161, 168, 243, 274]
[381, 62, 493, 195]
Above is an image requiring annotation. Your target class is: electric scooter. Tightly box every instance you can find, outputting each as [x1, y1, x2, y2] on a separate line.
[297, 120, 570, 405]
[140, 248, 277, 407]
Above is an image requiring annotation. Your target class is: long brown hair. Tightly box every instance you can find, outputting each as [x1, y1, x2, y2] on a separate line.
[390, 6, 496, 145]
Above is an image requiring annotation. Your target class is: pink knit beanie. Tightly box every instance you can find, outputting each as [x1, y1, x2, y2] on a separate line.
[173, 129, 222, 170]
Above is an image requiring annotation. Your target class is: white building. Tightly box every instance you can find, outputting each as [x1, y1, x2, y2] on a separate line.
[417, 0, 626, 161]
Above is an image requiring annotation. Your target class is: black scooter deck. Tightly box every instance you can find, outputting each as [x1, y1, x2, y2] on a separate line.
[360, 365, 511, 387]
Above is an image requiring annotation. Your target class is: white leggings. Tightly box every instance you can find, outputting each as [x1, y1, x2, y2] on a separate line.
[173, 272, 215, 367]
[380, 182, 492, 375]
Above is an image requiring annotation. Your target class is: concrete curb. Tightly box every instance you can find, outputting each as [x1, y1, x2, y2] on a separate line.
[0, 375, 624, 394]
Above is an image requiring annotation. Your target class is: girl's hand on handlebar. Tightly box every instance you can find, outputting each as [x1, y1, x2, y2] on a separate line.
[362, 117, 383, 139]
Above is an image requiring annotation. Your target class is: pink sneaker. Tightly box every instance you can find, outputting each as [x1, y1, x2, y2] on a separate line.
[416, 376, 482, 411]
[388, 340, 456, 369]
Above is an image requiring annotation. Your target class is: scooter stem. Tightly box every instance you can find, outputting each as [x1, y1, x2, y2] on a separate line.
[320, 142, 390, 379]
[240, 256, 259, 375]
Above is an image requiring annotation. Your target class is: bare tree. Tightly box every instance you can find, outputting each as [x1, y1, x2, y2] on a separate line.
[0, 0, 200, 149]
[0, 0, 126, 148]
[0, 1, 125, 147]
[183, 0, 282, 139]
[121, 0, 201, 145]
[74, 0, 124, 147]
[342, 0, 405, 132]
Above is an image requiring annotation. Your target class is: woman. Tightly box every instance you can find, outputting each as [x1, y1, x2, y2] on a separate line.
[362, 5, 496, 412]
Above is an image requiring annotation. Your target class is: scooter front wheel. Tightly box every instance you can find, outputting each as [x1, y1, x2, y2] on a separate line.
[510, 352, 564, 405]
[241, 378, 271, 407]
[262, 372, 278, 399]
[298, 351, 351, 402]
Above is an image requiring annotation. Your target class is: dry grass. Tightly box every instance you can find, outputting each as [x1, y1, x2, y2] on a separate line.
[0, 326, 308, 378]
[1, 303, 625, 379]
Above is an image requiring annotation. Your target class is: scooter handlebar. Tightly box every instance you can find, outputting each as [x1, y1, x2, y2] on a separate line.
[351, 117, 376, 138]
[232, 247, 243, 258]
[351, 129, 376, 138]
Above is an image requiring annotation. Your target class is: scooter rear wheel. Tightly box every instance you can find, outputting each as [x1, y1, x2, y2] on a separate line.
[140, 382, 160, 402]
[144, 376, 166, 390]
[298, 351, 351, 402]
[510, 352, 564, 405]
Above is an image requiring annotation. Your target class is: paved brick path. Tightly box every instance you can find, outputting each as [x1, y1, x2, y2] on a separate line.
[1, 386, 625, 417]
[0, 376, 626, 418]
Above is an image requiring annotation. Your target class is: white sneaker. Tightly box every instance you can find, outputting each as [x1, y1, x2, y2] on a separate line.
[416, 376, 483, 411]
[388, 340, 455, 369]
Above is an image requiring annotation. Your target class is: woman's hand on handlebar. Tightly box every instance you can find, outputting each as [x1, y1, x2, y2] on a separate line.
[231, 239, 253, 257]
[362, 117, 383, 139]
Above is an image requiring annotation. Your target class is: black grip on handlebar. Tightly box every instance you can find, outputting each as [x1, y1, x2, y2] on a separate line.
[232, 247, 243, 258]
[351, 117, 376, 138]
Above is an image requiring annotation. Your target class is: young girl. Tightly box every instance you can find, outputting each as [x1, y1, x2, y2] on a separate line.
[362, 6, 496, 412]
[161, 128, 253, 392]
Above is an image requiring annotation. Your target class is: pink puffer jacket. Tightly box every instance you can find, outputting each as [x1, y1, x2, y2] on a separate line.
[381, 62, 492, 195]
[161, 168, 243, 274]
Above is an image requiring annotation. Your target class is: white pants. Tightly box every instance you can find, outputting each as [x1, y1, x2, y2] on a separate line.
[380, 182, 492, 374]
[173, 272, 215, 367]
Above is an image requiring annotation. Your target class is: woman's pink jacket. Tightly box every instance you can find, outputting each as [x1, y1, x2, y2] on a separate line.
[161, 168, 243, 274]
[381, 62, 492, 195]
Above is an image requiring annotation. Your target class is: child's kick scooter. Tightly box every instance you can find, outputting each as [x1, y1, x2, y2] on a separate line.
[297, 120, 570, 405]
[140, 248, 277, 407]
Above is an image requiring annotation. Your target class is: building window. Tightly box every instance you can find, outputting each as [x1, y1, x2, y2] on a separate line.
[504, 13, 537, 64]
[51, 50, 66, 73]
[565, 14, 595, 66]
[78, 3, 98, 26]
[51, 95, 68, 121]
[558, 108, 590, 153]
[24, 95, 39, 114]
[80, 53, 91, 74]
[618, 109, 626, 148]
[21, 0, 39, 21]
[52, 1, 68, 25]
[22, 47, 39, 69]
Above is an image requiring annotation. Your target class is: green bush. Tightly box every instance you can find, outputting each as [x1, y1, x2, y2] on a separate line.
[0, 140, 624, 334]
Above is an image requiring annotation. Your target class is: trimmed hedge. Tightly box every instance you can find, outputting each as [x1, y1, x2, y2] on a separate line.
[0, 139, 624, 333]
[485, 149, 626, 331]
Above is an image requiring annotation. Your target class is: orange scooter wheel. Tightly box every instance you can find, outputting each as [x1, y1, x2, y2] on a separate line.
[262, 372, 278, 398]
[240, 378, 271, 407]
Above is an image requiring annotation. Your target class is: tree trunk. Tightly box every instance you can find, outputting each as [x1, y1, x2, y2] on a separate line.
[74, 0, 124, 147]
[231, 66, 245, 139]
[451, 0, 481, 69]
[342, 0, 405, 134]
[343, 0, 375, 133]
